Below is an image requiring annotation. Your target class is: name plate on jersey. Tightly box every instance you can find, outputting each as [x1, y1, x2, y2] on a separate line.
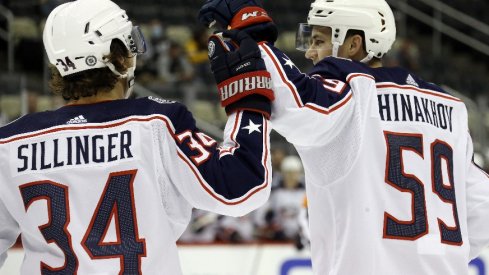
[9, 127, 140, 175]
[377, 91, 454, 132]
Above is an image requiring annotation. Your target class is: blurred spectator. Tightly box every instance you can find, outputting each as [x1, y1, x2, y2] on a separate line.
[296, 195, 310, 250]
[270, 145, 287, 189]
[156, 41, 194, 84]
[397, 38, 420, 72]
[137, 20, 195, 102]
[180, 154, 307, 244]
[185, 26, 212, 84]
[27, 89, 40, 113]
[179, 209, 219, 243]
[256, 155, 305, 241]
[147, 19, 168, 65]
[137, 19, 168, 80]
[216, 215, 255, 243]
[383, 38, 420, 72]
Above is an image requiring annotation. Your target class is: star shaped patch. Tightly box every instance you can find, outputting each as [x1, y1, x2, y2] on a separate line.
[242, 119, 262, 134]
[283, 57, 296, 69]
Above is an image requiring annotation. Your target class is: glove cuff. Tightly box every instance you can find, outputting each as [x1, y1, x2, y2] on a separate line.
[217, 70, 274, 107]
[229, 6, 273, 29]
[225, 94, 272, 119]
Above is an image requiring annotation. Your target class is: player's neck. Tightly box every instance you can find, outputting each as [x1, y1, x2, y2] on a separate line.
[368, 59, 383, 68]
[351, 51, 383, 68]
[66, 80, 126, 105]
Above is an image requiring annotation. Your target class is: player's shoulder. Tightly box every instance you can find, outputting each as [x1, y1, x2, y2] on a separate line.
[0, 111, 56, 140]
[133, 96, 188, 116]
[0, 97, 193, 141]
[130, 97, 196, 132]
[371, 67, 459, 98]
[137, 96, 193, 120]
[310, 57, 374, 82]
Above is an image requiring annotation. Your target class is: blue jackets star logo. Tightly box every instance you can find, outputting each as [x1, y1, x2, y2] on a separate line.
[242, 120, 262, 134]
[283, 57, 296, 69]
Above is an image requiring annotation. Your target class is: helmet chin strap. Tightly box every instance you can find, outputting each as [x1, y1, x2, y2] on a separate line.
[332, 41, 375, 64]
[359, 51, 375, 63]
[125, 66, 136, 98]
[105, 61, 136, 99]
[332, 42, 341, 58]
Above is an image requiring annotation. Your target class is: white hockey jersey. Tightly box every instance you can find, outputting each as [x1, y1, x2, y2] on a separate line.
[259, 42, 489, 275]
[0, 97, 271, 274]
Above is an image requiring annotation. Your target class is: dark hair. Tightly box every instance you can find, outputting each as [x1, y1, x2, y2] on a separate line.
[49, 39, 130, 101]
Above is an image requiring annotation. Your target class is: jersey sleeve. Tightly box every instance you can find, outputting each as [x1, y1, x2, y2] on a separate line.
[257, 42, 375, 147]
[465, 133, 489, 259]
[0, 198, 20, 268]
[157, 103, 271, 217]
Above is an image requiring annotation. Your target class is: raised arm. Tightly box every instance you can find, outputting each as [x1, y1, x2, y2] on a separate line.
[159, 30, 273, 217]
[160, 104, 271, 217]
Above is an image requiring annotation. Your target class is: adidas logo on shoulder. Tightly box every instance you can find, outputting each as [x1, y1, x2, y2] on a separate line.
[148, 96, 175, 104]
[67, 115, 87, 124]
[406, 74, 419, 87]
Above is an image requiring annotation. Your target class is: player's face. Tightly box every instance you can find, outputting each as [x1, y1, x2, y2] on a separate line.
[305, 26, 349, 65]
[305, 26, 333, 65]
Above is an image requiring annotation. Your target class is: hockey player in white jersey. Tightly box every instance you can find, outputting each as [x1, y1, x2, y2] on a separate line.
[0, 0, 275, 274]
[199, 0, 489, 274]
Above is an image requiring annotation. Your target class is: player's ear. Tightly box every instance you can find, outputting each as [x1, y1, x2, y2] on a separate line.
[347, 34, 365, 59]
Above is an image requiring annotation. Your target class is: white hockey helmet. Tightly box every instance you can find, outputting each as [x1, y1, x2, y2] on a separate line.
[43, 0, 146, 77]
[296, 0, 396, 62]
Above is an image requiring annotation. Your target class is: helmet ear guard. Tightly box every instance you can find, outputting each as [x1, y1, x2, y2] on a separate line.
[296, 0, 396, 63]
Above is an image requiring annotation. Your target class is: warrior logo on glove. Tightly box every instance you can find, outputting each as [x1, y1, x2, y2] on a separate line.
[219, 71, 272, 105]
